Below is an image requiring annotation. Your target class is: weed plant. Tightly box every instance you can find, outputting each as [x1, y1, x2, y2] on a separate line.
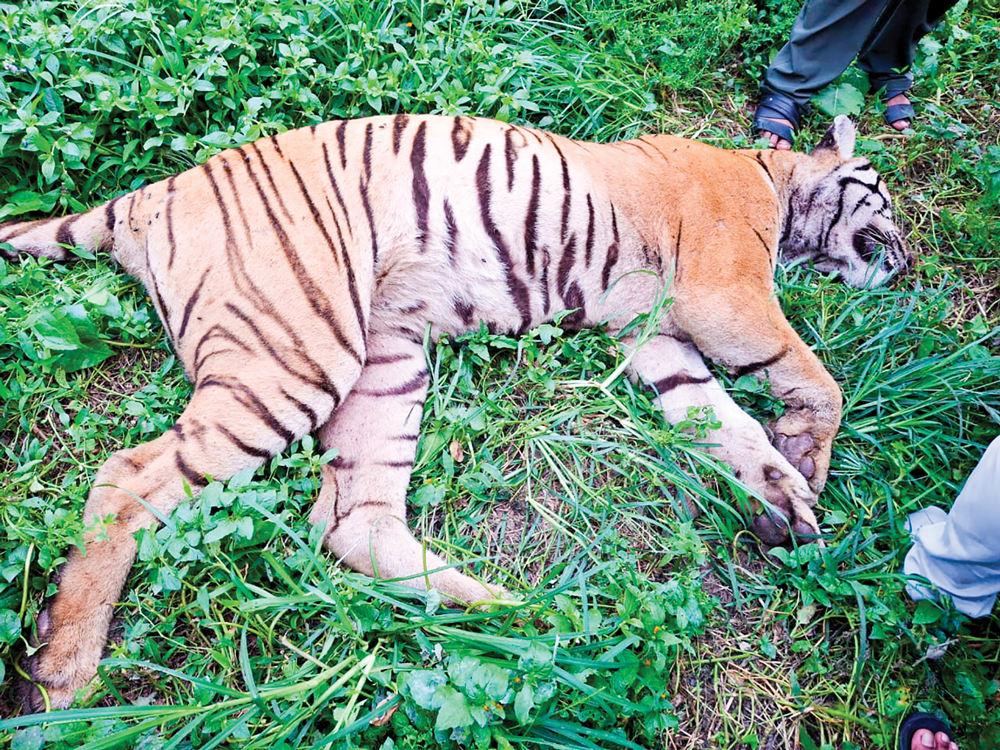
[0, 1, 999, 749]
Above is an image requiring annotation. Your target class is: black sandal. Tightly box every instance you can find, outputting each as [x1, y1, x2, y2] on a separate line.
[753, 93, 804, 148]
[898, 712, 951, 750]
[882, 86, 916, 128]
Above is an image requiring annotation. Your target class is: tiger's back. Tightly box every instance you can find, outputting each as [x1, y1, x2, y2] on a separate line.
[0, 113, 909, 711]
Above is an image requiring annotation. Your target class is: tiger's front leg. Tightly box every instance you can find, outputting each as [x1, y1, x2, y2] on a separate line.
[629, 333, 823, 544]
[309, 331, 501, 604]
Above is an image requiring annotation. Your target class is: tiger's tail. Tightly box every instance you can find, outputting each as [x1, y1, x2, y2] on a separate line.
[0, 200, 118, 263]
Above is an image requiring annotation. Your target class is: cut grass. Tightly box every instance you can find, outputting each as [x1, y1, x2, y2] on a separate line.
[1, 0, 999, 748]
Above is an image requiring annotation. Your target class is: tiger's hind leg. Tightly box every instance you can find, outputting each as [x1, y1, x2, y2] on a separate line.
[310, 332, 501, 605]
[27, 375, 342, 711]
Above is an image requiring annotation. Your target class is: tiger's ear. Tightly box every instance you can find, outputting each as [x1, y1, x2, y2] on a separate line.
[813, 115, 856, 159]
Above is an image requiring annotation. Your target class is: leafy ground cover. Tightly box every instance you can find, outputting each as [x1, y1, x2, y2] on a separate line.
[0, 0, 998, 748]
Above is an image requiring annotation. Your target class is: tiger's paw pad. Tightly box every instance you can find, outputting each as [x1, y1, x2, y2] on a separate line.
[774, 432, 819, 482]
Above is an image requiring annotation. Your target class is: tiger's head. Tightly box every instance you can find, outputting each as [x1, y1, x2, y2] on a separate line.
[779, 115, 911, 288]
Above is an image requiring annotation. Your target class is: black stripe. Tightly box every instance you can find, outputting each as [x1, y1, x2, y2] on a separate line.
[325, 195, 368, 339]
[562, 281, 585, 327]
[779, 196, 795, 248]
[443, 199, 459, 265]
[524, 155, 541, 277]
[287, 159, 342, 269]
[821, 184, 848, 252]
[218, 425, 274, 459]
[584, 194, 595, 267]
[518, 125, 544, 144]
[454, 298, 475, 325]
[540, 248, 551, 315]
[839, 175, 880, 194]
[270, 134, 284, 158]
[504, 128, 518, 191]
[55, 215, 80, 250]
[751, 227, 774, 270]
[617, 140, 653, 157]
[673, 218, 683, 278]
[602, 205, 621, 290]
[105, 196, 121, 234]
[389, 434, 419, 442]
[177, 268, 210, 342]
[199, 376, 297, 443]
[363, 123, 373, 182]
[754, 152, 773, 183]
[193, 324, 252, 376]
[165, 178, 178, 268]
[638, 136, 671, 161]
[557, 233, 576, 299]
[734, 348, 789, 378]
[354, 370, 429, 398]
[144, 235, 176, 344]
[376, 460, 416, 469]
[411, 121, 430, 252]
[250, 143, 294, 223]
[366, 353, 411, 365]
[359, 176, 379, 265]
[652, 373, 712, 394]
[225, 301, 341, 400]
[281, 387, 319, 431]
[322, 142, 353, 237]
[336, 121, 348, 170]
[399, 300, 427, 315]
[551, 138, 572, 242]
[175, 452, 206, 487]
[452, 116, 472, 161]
[393, 114, 409, 154]
[476, 144, 531, 329]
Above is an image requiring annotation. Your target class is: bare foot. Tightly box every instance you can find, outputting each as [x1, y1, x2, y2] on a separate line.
[911, 728, 958, 750]
[886, 92, 911, 130]
[759, 118, 793, 150]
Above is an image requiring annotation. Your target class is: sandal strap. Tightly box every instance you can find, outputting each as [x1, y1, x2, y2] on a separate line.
[753, 117, 795, 144]
[898, 712, 950, 750]
[756, 94, 803, 128]
[885, 102, 915, 125]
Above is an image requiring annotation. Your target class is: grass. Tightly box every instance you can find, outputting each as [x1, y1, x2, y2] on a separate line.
[0, 0, 999, 748]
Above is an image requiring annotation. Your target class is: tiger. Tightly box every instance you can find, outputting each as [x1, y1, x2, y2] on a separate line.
[0, 112, 909, 711]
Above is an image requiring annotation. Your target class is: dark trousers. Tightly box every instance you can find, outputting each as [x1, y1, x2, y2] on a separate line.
[763, 0, 960, 106]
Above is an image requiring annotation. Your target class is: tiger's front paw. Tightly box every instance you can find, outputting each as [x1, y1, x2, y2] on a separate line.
[748, 464, 822, 546]
[22, 608, 101, 713]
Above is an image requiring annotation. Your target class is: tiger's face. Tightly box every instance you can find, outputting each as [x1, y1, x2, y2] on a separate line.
[780, 116, 911, 288]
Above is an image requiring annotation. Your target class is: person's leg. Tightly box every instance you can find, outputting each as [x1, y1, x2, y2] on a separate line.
[758, 0, 890, 148]
[858, 0, 961, 129]
[904, 436, 1000, 618]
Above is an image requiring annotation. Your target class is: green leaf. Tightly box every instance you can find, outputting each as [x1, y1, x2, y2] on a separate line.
[812, 82, 865, 117]
[435, 685, 474, 730]
[12, 726, 44, 750]
[0, 608, 21, 645]
[401, 670, 448, 710]
[912, 599, 944, 625]
[514, 683, 534, 724]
